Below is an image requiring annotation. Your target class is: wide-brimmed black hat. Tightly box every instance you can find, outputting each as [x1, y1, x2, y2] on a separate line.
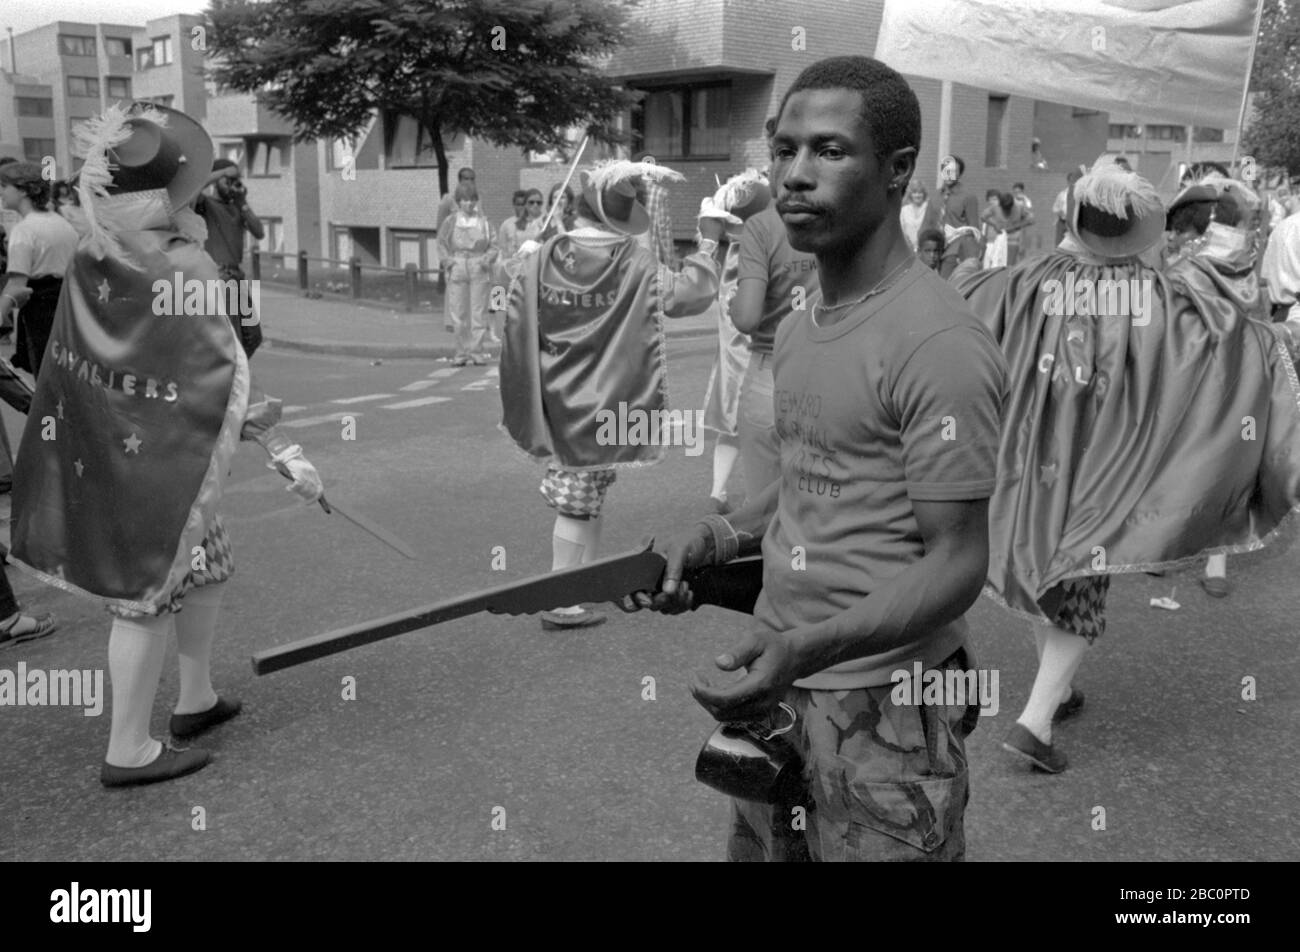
[102, 103, 213, 209]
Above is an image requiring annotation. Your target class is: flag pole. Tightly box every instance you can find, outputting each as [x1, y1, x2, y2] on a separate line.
[538, 135, 590, 236]
[1231, 0, 1266, 169]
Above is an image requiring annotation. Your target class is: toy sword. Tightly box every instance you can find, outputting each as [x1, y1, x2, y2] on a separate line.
[251, 544, 763, 675]
[276, 464, 420, 560]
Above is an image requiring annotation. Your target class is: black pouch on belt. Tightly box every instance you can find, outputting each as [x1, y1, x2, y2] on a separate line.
[694, 702, 804, 804]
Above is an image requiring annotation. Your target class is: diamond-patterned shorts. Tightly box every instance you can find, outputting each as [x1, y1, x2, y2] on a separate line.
[1047, 575, 1110, 643]
[540, 465, 617, 518]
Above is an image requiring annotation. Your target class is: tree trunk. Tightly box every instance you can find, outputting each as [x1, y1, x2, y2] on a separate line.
[430, 116, 450, 197]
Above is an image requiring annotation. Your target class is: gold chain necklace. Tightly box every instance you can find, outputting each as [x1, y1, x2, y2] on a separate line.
[812, 259, 912, 327]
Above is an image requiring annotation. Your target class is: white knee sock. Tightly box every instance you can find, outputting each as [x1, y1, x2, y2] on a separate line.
[106, 614, 173, 768]
[174, 583, 226, 716]
[711, 435, 740, 500]
[1205, 553, 1227, 578]
[551, 515, 600, 612]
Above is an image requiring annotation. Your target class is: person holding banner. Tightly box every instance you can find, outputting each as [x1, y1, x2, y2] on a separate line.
[500, 159, 724, 630]
[957, 159, 1300, 774]
[8, 103, 325, 787]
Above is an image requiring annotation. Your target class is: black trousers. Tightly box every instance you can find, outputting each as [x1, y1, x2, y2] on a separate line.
[14, 275, 63, 377]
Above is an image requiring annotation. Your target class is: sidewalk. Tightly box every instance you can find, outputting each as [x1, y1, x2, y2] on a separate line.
[257, 283, 719, 359]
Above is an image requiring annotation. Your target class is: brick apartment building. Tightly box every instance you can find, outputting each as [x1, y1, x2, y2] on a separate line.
[1, 1, 1237, 268]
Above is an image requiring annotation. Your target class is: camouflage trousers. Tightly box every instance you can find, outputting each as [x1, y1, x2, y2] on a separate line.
[728, 648, 980, 862]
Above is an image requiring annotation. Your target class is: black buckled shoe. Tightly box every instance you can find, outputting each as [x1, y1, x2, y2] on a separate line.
[101, 742, 211, 788]
[1002, 723, 1068, 774]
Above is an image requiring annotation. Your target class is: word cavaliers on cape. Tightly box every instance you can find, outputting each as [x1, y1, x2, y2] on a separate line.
[48, 339, 180, 403]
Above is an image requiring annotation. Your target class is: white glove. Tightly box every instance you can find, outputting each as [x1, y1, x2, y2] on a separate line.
[279, 456, 323, 504]
[697, 196, 741, 227]
[518, 239, 541, 257]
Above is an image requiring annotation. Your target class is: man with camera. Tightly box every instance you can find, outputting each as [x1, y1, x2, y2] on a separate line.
[193, 158, 265, 356]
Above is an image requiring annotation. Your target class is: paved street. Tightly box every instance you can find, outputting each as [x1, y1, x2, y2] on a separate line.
[2, 340, 1298, 861]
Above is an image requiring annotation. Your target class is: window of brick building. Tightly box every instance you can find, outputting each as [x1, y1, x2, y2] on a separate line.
[632, 83, 730, 160]
[391, 230, 438, 271]
[986, 95, 1008, 167]
[246, 140, 283, 177]
[384, 114, 439, 168]
[106, 77, 132, 100]
[257, 218, 284, 255]
[23, 138, 56, 162]
[16, 97, 54, 117]
[59, 35, 96, 57]
[105, 37, 132, 57]
[138, 36, 172, 69]
[67, 76, 100, 98]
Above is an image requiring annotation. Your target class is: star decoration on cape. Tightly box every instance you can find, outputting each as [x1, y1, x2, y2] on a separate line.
[1040, 462, 1058, 487]
[97, 279, 111, 303]
[73, 458, 84, 477]
[1067, 328, 1085, 343]
[123, 432, 142, 455]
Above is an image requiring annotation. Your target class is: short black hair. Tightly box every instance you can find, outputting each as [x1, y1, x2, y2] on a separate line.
[512, 189, 528, 203]
[1168, 200, 1215, 235]
[986, 189, 1000, 200]
[917, 228, 945, 250]
[777, 56, 921, 162]
[946, 154, 966, 177]
[1013, 182, 1025, 190]
[457, 168, 475, 180]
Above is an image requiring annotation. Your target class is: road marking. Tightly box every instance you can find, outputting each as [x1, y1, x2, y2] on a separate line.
[380, 396, 452, 409]
[281, 405, 308, 414]
[331, 393, 396, 404]
[483, 367, 500, 378]
[400, 379, 439, 392]
[428, 369, 458, 379]
[281, 411, 359, 428]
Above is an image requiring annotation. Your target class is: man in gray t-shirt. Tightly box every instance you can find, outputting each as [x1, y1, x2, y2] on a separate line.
[637, 56, 1006, 863]
[730, 203, 819, 498]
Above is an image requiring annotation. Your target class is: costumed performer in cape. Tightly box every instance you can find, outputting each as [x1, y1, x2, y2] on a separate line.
[1164, 175, 1277, 599]
[700, 169, 772, 513]
[500, 159, 726, 630]
[9, 103, 325, 788]
[957, 158, 1300, 774]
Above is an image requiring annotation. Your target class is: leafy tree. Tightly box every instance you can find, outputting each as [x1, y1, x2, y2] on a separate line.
[206, 0, 638, 195]
[1243, 0, 1300, 175]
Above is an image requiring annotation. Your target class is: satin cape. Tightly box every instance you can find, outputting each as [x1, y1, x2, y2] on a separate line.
[500, 233, 668, 470]
[958, 249, 1300, 621]
[11, 228, 248, 615]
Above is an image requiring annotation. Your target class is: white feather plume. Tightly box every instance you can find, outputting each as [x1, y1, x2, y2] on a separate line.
[71, 103, 171, 268]
[1073, 158, 1162, 221]
[714, 167, 768, 211]
[585, 159, 685, 191]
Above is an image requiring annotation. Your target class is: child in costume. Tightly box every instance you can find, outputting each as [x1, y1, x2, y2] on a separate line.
[957, 158, 1300, 773]
[700, 170, 771, 513]
[500, 160, 728, 629]
[9, 103, 325, 787]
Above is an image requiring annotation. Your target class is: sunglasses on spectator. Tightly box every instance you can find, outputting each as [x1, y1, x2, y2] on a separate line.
[526, 200, 543, 205]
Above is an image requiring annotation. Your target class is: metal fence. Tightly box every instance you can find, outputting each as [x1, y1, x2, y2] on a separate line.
[250, 250, 445, 312]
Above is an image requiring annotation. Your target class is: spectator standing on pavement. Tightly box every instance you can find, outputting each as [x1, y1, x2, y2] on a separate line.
[1052, 169, 1082, 246]
[1262, 195, 1300, 323]
[924, 153, 983, 278]
[899, 180, 928, 251]
[436, 168, 476, 231]
[193, 158, 265, 357]
[916, 228, 944, 271]
[0, 350, 55, 643]
[0, 161, 79, 377]
[539, 183, 576, 241]
[492, 189, 544, 345]
[982, 191, 1032, 267]
[438, 183, 497, 366]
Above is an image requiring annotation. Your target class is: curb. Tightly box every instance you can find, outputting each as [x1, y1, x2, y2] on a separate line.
[264, 326, 719, 360]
